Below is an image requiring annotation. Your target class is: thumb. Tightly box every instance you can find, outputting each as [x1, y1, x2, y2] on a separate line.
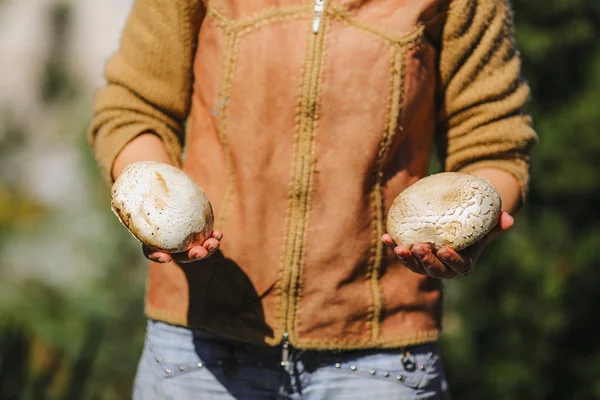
[486, 212, 514, 243]
[498, 211, 514, 232]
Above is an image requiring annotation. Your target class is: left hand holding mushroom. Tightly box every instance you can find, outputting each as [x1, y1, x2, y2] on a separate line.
[381, 172, 510, 279]
[382, 211, 513, 279]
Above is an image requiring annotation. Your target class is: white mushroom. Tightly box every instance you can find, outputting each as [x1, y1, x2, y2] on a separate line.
[386, 172, 502, 251]
[110, 161, 214, 253]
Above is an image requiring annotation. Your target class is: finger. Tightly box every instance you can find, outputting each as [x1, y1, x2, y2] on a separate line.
[394, 245, 428, 276]
[381, 234, 395, 247]
[412, 244, 457, 279]
[142, 245, 172, 264]
[437, 247, 472, 276]
[149, 252, 173, 263]
[202, 238, 220, 253]
[488, 211, 514, 239]
[212, 230, 223, 241]
[188, 245, 209, 260]
[167, 246, 206, 264]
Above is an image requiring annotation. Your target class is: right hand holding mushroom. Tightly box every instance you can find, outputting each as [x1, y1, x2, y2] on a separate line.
[143, 230, 223, 264]
[110, 161, 220, 264]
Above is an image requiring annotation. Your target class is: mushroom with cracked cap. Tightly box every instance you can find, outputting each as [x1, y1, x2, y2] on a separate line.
[386, 172, 502, 252]
[110, 161, 214, 253]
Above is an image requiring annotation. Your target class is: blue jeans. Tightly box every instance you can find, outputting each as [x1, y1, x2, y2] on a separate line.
[133, 320, 450, 399]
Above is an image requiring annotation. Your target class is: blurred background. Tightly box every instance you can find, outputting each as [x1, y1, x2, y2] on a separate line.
[0, 0, 598, 399]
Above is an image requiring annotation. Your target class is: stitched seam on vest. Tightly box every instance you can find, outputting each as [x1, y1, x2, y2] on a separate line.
[208, 3, 310, 31]
[290, 18, 330, 343]
[234, 6, 310, 31]
[203, 5, 312, 343]
[366, 45, 405, 342]
[330, 8, 425, 45]
[180, 0, 192, 104]
[207, 7, 310, 230]
[274, 31, 313, 345]
[207, 6, 229, 28]
[291, 329, 440, 349]
[288, 21, 328, 342]
[213, 31, 239, 229]
[146, 299, 440, 348]
[280, 27, 316, 341]
[180, 0, 200, 162]
[277, 13, 329, 344]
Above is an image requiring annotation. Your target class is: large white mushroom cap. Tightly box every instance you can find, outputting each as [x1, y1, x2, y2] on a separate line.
[110, 161, 214, 253]
[386, 172, 502, 251]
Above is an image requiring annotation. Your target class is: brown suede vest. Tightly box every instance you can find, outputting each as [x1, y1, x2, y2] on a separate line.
[145, 0, 450, 350]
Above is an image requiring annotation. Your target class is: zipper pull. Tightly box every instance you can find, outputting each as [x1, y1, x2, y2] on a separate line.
[281, 332, 290, 370]
[312, 0, 324, 33]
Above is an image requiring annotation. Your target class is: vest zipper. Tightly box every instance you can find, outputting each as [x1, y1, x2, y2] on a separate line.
[280, 0, 327, 350]
[280, 331, 290, 372]
[312, 0, 324, 33]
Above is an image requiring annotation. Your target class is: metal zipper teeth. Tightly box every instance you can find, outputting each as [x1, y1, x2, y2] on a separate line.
[312, 0, 324, 33]
[280, 0, 328, 361]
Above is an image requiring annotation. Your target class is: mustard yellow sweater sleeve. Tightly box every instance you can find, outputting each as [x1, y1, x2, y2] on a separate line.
[436, 0, 538, 202]
[88, 0, 204, 182]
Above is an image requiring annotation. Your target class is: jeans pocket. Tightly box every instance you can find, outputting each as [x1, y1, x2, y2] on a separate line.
[144, 321, 281, 389]
[315, 343, 440, 390]
[144, 321, 221, 380]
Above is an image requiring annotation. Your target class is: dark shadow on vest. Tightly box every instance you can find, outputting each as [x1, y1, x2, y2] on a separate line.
[419, 276, 444, 326]
[179, 249, 273, 344]
[178, 251, 284, 397]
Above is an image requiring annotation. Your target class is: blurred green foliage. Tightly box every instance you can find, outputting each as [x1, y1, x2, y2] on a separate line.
[440, 1, 600, 400]
[0, 0, 599, 399]
[0, 3, 147, 399]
